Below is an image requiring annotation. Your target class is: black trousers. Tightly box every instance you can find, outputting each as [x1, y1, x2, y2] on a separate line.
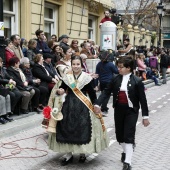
[9, 88, 22, 112]
[114, 103, 138, 144]
[32, 85, 49, 107]
[100, 82, 111, 111]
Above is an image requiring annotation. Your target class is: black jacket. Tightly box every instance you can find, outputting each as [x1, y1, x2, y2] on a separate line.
[0, 67, 12, 85]
[6, 67, 27, 91]
[43, 62, 57, 78]
[32, 63, 53, 87]
[97, 74, 149, 117]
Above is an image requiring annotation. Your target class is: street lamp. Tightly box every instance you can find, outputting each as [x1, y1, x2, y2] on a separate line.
[157, 1, 164, 47]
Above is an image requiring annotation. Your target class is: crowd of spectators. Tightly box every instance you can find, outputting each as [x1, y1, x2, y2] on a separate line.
[0, 29, 170, 124]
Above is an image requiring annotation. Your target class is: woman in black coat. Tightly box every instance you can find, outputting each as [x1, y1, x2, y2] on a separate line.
[0, 57, 22, 117]
[32, 54, 58, 105]
[7, 57, 35, 114]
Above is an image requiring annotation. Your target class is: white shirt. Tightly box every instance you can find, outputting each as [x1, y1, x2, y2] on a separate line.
[120, 73, 133, 108]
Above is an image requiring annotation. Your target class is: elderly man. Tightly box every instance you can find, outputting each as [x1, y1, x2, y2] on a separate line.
[80, 42, 97, 59]
[10, 34, 24, 60]
[59, 34, 70, 48]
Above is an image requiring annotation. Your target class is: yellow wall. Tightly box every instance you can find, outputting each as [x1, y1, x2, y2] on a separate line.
[19, 0, 109, 45]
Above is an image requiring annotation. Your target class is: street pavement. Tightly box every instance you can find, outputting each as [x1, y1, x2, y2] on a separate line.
[0, 82, 170, 170]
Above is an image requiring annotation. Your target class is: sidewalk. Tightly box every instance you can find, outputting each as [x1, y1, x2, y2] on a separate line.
[0, 75, 170, 139]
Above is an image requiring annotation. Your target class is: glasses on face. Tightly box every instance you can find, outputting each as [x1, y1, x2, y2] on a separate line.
[117, 66, 125, 69]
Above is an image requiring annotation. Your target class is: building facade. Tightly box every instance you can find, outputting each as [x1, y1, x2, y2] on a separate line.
[3, 0, 114, 45]
[162, 0, 170, 48]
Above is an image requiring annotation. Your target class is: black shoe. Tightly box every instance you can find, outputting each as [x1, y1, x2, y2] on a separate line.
[3, 115, 14, 122]
[123, 162, 132, 170]
[20, 109, 29, 114]
[34, 107, 43, 113]
[121, 153, 126, 163]
[61, 156, 73, 166]
[79, 155, 86, 163]
[0, 117, 7, 124]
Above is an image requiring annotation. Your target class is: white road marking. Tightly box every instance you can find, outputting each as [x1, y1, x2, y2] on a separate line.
[162, 95, 166, 97]
[168, 99, 170, 100]
[157, 105, 163, 108]
[151, 101, 156, 103]
[157, 98, 162, 100]
[166, 93, 170, 95]
[163, 102, 167, 104]
[150, 110, 157, 113]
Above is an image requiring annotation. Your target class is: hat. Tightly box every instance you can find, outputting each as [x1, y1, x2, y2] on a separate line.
[58, 34, 69, 41]
[80, 53, 87, 59]
[43, 53, 53, 60]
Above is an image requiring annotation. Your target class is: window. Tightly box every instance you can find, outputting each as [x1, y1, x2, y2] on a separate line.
[3, 0, 18, 38]
[88, 15, 97, 42]
[44, 3, 58, 41]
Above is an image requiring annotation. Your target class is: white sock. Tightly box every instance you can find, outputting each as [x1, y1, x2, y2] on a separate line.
[120, 143, 126, 153]
[124, 143, 133, 165]
[64, 152, 72, 161]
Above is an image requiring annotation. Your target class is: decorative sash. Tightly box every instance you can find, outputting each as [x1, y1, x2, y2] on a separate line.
[66, 73, 106, 132]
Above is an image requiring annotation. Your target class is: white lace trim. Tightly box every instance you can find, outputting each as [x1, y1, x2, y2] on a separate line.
[63, 72, 92, 90]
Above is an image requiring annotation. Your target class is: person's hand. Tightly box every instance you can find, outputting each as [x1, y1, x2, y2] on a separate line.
[56, 88, 65, 95]
[94, 86, 99, 92]
[93, 105, 101, 115]
[24, 81, 28, 86]
[9, 79, 16, 86]
[142, 119, 150, 127]
[52, 78, 58, 83]
[55, 75, 59, 81]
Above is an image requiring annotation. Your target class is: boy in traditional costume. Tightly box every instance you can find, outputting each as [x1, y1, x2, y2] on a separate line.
[95, 56, 150, 170]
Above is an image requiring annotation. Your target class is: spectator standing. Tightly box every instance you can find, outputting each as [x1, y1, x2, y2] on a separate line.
[118, 38, 133, 56]
[10, 34, 24, 60]
[70, 39, 80, 55]
[51, 45, 63, 65]
[137, 53, 147, 80]
[59, 34, 70, 49]
[20, 38, 28, 57]
[80, 42, 97, 59]
[27, 39, 37, 66]
[35, 29, 51, 54]
[160, 50, 169, 84]
[5, 39, 16, 68]
[51, 34, 58, 42]
[95, 51, 118, 114]
[99, 10, 111, 28]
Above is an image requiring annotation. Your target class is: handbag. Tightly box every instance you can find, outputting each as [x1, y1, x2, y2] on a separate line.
[0, 86, 10, 97]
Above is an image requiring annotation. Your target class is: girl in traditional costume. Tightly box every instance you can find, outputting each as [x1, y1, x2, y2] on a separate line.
[47, 56, 109, 166]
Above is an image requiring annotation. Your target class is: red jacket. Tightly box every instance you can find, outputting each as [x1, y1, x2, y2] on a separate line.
[5, 47, 16, 67]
